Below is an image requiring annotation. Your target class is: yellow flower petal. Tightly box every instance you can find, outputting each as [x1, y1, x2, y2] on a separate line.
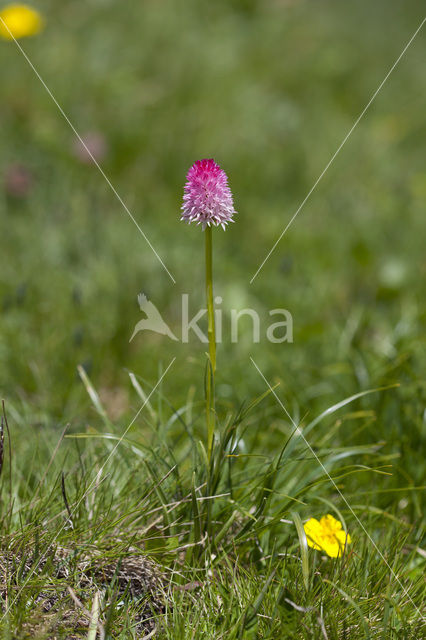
[0, 4, 44, 40]
[303, 517, 325, 552]
[320, 514, 343, 533]
[303, 514, 351, 558]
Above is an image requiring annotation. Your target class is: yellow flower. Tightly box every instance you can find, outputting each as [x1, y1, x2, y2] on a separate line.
[303, 514, 351, 558]
[0, 4, 43, 40]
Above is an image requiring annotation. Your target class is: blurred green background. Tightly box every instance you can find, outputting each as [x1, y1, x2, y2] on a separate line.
[0, 0, 425, 495]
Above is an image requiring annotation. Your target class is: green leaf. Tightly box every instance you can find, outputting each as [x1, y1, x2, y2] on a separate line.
[291, 511, 310, 592]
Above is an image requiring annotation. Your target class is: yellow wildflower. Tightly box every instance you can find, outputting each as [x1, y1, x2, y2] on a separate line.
[0, 4, 43, 40]
[303, 514, 351, 558]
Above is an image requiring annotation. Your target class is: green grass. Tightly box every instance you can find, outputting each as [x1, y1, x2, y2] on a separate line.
[0, 381, 424, 638]
[0, 0, 425, 637]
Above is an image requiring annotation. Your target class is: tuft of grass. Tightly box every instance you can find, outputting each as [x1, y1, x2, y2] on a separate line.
[1, 375, 424, 637]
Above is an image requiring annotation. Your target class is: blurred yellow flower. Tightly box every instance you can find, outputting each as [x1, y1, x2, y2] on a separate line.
[0, 4, 43, 40]
[304, 514, 351, 558]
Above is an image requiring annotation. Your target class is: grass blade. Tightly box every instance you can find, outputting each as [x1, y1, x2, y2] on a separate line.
[292, 511, 310, 592]
[87, 590, 101, 640]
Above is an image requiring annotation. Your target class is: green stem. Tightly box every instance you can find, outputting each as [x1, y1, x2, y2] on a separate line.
[205, 226, 216, 463]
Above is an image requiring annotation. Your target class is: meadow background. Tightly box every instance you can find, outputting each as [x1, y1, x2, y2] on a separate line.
[0, 0, 425, 637]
